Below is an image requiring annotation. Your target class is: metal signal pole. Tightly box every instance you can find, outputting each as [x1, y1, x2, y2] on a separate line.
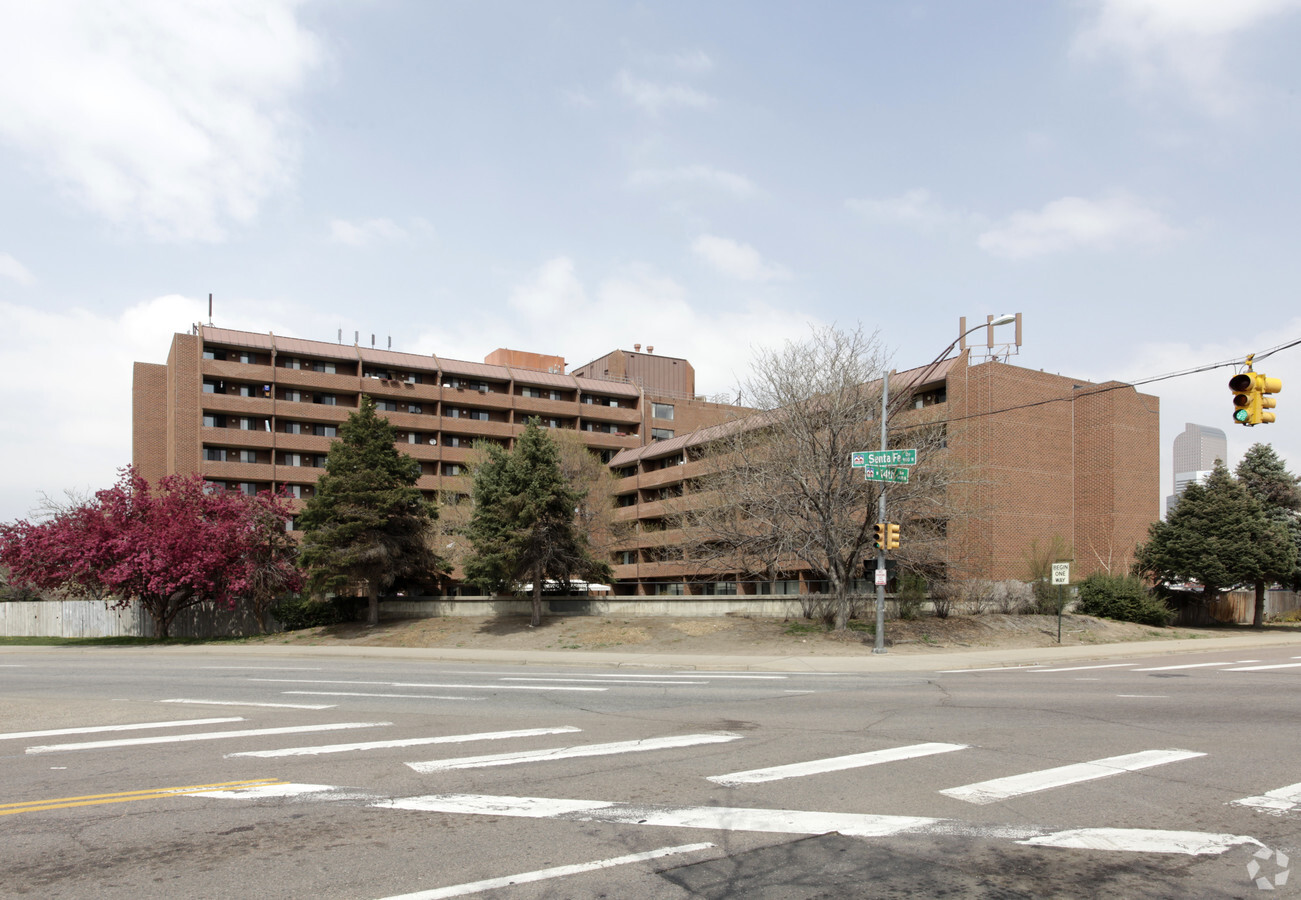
[874, 370, 889, 654]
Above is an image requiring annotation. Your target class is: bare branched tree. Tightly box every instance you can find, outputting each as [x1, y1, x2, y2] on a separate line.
[671, 324, 962, 631]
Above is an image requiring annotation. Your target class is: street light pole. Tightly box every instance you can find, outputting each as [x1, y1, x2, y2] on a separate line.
[871, 313, 1015, 655]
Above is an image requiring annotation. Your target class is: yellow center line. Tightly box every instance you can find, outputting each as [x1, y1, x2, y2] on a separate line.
[1, 779, 286, 817]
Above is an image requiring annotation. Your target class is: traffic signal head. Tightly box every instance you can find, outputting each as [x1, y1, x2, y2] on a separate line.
[886, 523, 901, 550]
[872, 523, 886, 550]
[1230, 371, 1282, 426]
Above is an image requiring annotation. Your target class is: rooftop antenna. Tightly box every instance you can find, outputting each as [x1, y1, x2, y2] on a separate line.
[338, 328, 342, 344]
[371, 333, 375, 347]
[354, 330, 359, 344]
[208, 293, 214, 326]
[388, 336, 392, 350]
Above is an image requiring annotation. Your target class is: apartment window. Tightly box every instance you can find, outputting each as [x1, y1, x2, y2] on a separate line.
[522, 386, 543, 399]
[409, 404, 422, 415]
[468, 409, 489, 421]
[615, 466, 636, 478]
[202, 414, 226, 428]
[444, 435, 468, 448]
[202, 380, 224, 394]
[237, 450, 258, 464]
[283, 421, 303, 435]
[283, 357, 301, 370]
[283, 390, 303, 402]
[202, 349, 226, 361]
[234, 352, 257, 364]
[651, 428, 674, 441]
[652, 402, 674, 420]
[444, 463, 464, 476]
[405, 373, 420, 384]
[311, 361, 337, 374]
[376, 400, 398, 412]
[616, 493, 637, 508]
[617, 550, 637, 565]
[283, 453, 303, 467]
[203, 447, 227, 462]
[539, 417, 560, 428]
[313, 424, 337, 437]
[284, 484, 304, 499]
[315, 394, 337, 406]
[236, 417, 268, 431]
[236, 482, 259, 496]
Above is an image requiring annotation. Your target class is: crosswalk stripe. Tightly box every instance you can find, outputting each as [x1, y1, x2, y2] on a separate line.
[1231, 782, 1301, 814]
[226, 726, 582, 758]
[377, 793, 941, 837]
[406, 733, 741, 773]
[0, 717, 244, 742]
[251, 678, 607, 693]
[939, 749, 1205, 804]
[372, 793, 1258, 855]
[26, 722, 390, 754]
[707, 742, 969, 786]
[373, 843, 716, 900]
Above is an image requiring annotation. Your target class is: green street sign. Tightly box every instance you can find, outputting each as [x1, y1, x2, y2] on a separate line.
[853, 449, 916, 467]
[863, 466, 910, 484]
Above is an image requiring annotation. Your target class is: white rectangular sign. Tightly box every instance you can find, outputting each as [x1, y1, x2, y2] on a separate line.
[875, 568, 888, 586]
[1051, 563, 1070, 585]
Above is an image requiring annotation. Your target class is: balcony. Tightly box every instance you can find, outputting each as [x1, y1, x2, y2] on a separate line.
[201, 427, 277, 448]
[577, 404, 641, 425]
[201, 393, 274, 417]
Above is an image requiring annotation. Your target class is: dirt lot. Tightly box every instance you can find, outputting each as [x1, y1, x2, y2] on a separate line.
[247, 612, 1295, 657]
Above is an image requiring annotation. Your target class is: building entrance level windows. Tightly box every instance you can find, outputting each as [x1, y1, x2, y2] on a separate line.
[652, 402, 674, 420]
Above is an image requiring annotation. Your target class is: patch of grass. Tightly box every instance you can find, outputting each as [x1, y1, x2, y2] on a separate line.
[847, 620, 875, 635]
[783, 622, 824, 635]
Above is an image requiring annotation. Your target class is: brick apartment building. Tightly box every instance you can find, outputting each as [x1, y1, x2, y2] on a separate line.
[606, 351, 1160, 594]
[132, 324, 742, 520]
[134, 326, 1159, 595]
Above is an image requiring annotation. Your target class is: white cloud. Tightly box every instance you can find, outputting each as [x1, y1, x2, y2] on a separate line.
[508, 257, 589, 319]
[615, 70, 714, 114]
[846, 189, 974, 230]
[328, 218, 412, 247]
[691, 234, 791, 282]
[412, 259, 821, 400]
[0, 252, 36, 285]
[0, 1, 324, 241]
[1074, 0, 1301, 112]
[977, 194, 1180, 259]
[627, 165, 756, 198]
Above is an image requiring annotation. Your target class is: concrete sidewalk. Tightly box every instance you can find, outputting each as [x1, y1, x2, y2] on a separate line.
[17, 630, 1301, 673]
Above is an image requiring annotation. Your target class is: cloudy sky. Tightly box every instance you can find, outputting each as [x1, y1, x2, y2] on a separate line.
[2, 0, 1300, 521]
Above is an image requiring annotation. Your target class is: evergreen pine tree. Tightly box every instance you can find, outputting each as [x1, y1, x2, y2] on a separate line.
[298, 396, 442, 626]
[464, 420, 613, 627]
[1134, 461, 1293, 609]
[1235, 443, 1301, 624]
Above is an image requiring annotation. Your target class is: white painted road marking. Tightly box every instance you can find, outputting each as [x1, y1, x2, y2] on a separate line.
[937, 665, 1045, 674]
[282, 691, 478, 701]
[501, 677, 709, 685]
[251, 678, 607, 693]
[1225, 662, 1301, 672]
[708, 742, 969, 786]
[0, 717, 243, 742]
[227, 726, 582, 758]
[1030, 663, 1137, 673]
[1017, 828, 1261, 855]
[378, 793, 941, 837]
[190, 783, 340, 799]
[198, 666, 323, 670]
[161, 699, 335, 710]
[406, 733, 741, 773]
[26, 721, 390, 754]
[372, 843, 716, 900]
[374, 793, 1258, 855]
[939, 749, 1205, 804]
[1134, 662, 1236, 671]
[1232, 782, 1301, 815]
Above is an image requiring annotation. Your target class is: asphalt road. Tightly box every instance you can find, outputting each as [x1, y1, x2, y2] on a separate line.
[3, 643, 1299, 898]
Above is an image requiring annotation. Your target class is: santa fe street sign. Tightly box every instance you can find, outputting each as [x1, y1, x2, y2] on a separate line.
[852, 449, 917, 468]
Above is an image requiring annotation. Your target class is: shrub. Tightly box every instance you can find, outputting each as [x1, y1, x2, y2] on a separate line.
[271, 595, 366, 631]
[897, 573, 927, 619]
[1075, 573, 1174, 627]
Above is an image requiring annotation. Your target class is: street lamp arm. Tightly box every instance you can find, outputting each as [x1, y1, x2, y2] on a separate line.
[886, 314, 1014, 418]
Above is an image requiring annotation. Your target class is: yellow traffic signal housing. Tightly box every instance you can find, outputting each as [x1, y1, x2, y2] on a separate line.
[872, 523, 886, 550]
[887, 523, 901, 549]
[1230, 369, 1282, 426]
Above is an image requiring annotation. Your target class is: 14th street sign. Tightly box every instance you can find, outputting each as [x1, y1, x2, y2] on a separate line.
[863, 465, 910, 484]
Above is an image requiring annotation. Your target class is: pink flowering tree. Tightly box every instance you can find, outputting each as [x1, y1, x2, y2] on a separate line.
[0, 468, 301, 638]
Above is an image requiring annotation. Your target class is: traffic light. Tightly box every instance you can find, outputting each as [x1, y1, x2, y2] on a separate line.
[872, 523, 886, 550]
[886, 523, 901, 550]
[1230, 368, 1282, 426]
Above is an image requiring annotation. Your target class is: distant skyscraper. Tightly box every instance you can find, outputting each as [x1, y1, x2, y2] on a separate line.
[1167, 422, 1227, 514]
